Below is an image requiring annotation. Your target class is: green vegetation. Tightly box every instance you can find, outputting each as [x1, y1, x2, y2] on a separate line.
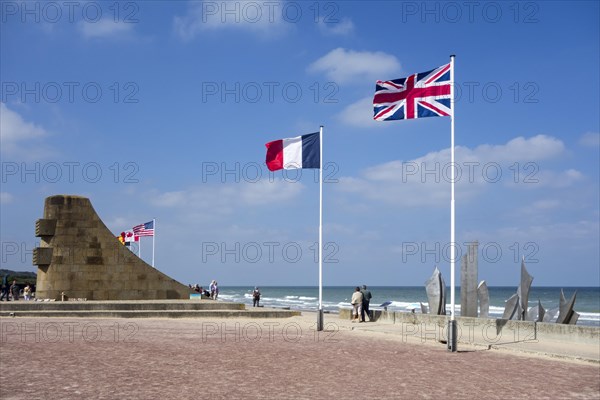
[0, 269, 36, 285]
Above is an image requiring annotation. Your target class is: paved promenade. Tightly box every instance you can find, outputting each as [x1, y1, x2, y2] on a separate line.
[1, 314, 598, 399]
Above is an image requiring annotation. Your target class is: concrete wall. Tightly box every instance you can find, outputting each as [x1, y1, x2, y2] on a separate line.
[339, 308, 599, 348]
[34, 195, 192, 300]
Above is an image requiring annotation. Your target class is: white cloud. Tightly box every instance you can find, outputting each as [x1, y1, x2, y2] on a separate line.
[0, 102, 54, 159]
[530, 199, 561, 210]
[461, 135, 565, 164]
[323, 222, 357, 236]
[78, 18, 134, 39]
[238, 178, 304, 205]
[461, 218, 599, 269]
[481, 219, 598, 245]
[174, 0, 289, 41]
[317, 17, 354, 36]
[532, 169, 584, 188]
[0, 192, 14, 204]
[150, 179, 304, 219]
[514, 199, 561, 218]
[335, 97, 381, 128]
[578, 132, 600, 147]
[336, 135, 570, 207]
[307, 48, 401, 84]
[0, 103, 46, 143]
[104, 216, 130, 231]
[123, 179, 312, 256]
[363, 134, 565, 180]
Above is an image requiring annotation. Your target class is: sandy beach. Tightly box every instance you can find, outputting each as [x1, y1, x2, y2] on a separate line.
[1, 312, 598, 400]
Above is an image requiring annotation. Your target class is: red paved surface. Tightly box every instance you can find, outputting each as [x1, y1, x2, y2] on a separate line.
[1, 317, 599, 400]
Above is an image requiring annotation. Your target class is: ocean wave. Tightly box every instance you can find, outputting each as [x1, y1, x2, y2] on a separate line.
[576, 312, 599, 322]
[270, 297, 305, 303]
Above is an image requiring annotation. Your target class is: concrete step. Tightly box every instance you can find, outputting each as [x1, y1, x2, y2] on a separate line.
[0, 300, 244, 312]
[1, 309, 301, 319]
[0, 300, 301, 319]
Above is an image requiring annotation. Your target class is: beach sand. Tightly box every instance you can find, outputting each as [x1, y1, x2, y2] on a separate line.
[1, 312, 598, 399]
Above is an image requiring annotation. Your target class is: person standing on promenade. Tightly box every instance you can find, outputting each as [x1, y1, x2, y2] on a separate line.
[360, 285, 372, 322]
[210, 280, 219, 300]
[23, 284, 32, 301]
[10, 280, 19, 301]
[351, 286, 363, 322]
[0, 274, 9, 301]
[252, 287, 261, 307]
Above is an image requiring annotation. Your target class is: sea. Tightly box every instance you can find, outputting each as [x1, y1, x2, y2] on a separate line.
[218, 286, 600, 327]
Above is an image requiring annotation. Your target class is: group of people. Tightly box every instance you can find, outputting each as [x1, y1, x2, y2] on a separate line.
[351, 285, 372, 322]
[188, 282, 261, 306]
[190, 284, 211, 298]
[188, 280, 219, 299]
[0, 275, 33, 301]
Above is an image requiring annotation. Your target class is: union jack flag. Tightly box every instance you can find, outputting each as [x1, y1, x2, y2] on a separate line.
[373, 63, 452, 122]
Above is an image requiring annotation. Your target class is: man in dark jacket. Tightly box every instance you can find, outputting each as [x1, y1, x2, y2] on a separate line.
[360, 285, 372, 322]
[0, 275, 9, 301]
[10, 280, 20, 301]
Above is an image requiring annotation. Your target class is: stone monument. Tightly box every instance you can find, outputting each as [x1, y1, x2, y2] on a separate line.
[460, 241, 478, 317]
[33, 195, 191, 300]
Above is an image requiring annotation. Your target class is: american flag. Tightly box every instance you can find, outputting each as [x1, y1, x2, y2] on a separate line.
[373, 63, 452, 122]
[133, 220, 154, 237]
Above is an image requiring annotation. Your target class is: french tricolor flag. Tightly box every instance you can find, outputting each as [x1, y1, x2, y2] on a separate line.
[265, 132, 320, 172]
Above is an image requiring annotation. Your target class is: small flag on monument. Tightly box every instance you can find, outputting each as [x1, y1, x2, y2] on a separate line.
[133, 221, 154, 237]
[118, 230, 138, 246]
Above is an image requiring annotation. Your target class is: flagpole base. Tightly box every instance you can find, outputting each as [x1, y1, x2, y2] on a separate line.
[447, 319, 457, 352]
[317, 308, 324, 331]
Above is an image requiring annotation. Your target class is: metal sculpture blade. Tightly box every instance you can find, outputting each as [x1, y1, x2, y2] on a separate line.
[526, 305, 538, 322]
[477, 280, 489, 318]
[568, 311, 580, 325]
[556, 289, 578, 324]
[425, 266, 446, 315]
[543, 307, 559, 323]
[537, 300, 546, 322]
[439, 271, 447, 316]
[517, 259, 534, 320]
[502, 293, 520, 320]
[526, 300, 545, 322]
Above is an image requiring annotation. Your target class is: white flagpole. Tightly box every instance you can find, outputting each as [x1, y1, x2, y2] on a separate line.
[448, 54, 457, 352]
[317, 126, 324, 331]
[138, 234, 142, 258]
[152, 218, 156, 267]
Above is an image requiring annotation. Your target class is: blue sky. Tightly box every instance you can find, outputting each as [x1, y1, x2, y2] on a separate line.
[1, 1, 599, 288]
